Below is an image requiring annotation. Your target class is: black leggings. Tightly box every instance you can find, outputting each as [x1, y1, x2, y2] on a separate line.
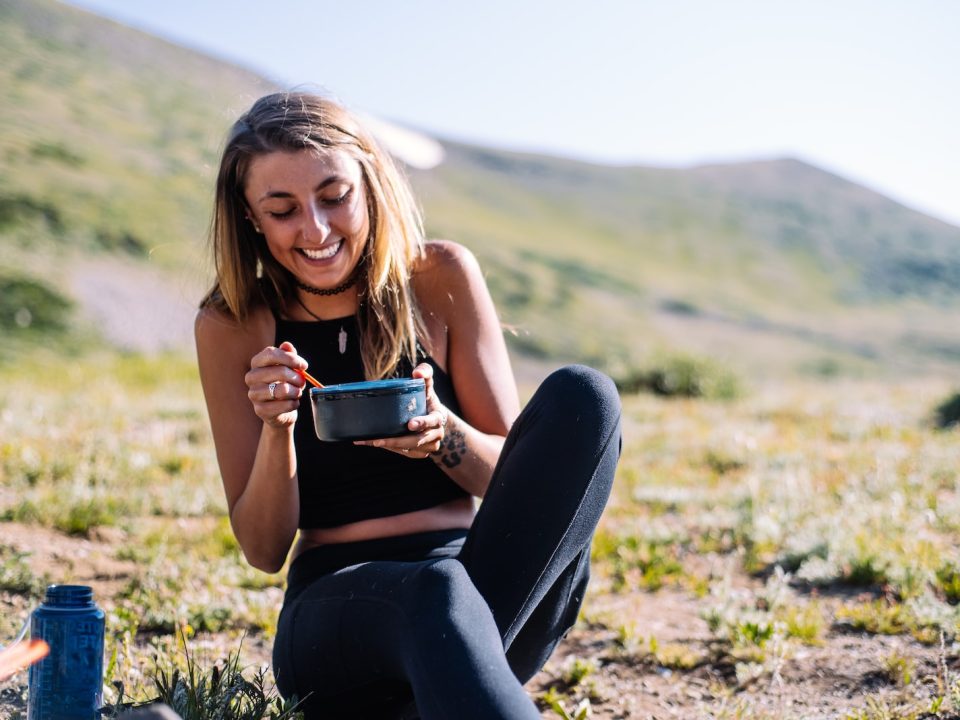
[273, 365, 622, 719]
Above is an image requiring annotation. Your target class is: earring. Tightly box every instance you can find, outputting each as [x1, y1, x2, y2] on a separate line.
[246, 215, 263, 234]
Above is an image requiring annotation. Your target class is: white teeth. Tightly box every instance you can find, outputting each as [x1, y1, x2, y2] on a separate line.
[301, 242, 341, 260]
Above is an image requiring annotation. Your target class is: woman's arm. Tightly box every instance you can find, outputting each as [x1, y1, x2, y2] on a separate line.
[432, 241, 519, 495]
[194, 307, 307, 573]
[357, 240, 520, 497]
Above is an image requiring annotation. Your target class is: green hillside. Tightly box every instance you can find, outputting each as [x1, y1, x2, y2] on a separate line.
[0, 0, 273, 262]
[412, 144, 960, 375]
[2, 0, 959, 380]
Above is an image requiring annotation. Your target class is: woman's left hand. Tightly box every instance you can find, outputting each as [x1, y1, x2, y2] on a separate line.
[353, 363, 448, 459]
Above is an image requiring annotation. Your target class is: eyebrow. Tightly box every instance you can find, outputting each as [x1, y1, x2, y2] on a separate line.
[256, 176, 346, 203]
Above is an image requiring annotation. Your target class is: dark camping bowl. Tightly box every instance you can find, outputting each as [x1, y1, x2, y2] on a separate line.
[310, 378, 426, 442]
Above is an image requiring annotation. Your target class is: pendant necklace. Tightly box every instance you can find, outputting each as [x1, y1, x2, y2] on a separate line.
[294, 295, 350, 355]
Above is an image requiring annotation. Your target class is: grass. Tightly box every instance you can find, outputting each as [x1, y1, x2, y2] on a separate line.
[3, 351, 960, 718]
[0, 546, 47, 597]
[101, 630, 304, 720]
[0, 351, 224, 527]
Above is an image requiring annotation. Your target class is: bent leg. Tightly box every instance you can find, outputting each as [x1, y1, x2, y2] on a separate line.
[274, 558, 540, 720]
[457, 365, 622, 681]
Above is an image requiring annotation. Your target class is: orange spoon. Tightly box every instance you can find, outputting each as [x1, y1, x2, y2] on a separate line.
[296, 368, 324, 389]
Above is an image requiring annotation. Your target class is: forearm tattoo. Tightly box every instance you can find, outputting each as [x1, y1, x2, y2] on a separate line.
[435, 428, 467, 468]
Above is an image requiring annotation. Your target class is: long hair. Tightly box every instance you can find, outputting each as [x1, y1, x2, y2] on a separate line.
[202, 92, 427, 380]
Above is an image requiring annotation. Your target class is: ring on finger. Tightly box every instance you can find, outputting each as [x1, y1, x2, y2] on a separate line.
[268, 381, 279, 400]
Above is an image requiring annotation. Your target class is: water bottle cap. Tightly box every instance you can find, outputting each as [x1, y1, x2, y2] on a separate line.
[43, 584, 94, 606]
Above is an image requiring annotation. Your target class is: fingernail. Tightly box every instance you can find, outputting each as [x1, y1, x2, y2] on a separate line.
[409, 419, 422, 430]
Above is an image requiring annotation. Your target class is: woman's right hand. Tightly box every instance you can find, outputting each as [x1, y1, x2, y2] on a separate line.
[245, 340, 308, 428]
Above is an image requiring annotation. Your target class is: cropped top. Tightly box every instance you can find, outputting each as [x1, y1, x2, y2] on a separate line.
[275, 314, 469, 529]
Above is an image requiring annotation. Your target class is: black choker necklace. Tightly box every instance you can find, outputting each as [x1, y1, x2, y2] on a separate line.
[295, 269, 360, 296]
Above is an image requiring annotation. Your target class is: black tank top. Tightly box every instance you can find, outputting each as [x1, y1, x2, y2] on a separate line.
[276, 314, 469, 529]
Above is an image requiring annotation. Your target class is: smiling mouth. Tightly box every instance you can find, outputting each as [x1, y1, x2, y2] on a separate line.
[299, 241, 342, 261]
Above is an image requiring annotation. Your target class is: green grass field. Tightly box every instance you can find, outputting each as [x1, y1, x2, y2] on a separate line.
[3, 351, 960, 718]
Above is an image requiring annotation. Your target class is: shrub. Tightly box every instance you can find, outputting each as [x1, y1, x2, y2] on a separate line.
[935, 563, 960, 604]
[934, 392, 960, 429]
[0, 272, 73, 335]
[615, 352, 741, 400]
[0, 193, 63, 232]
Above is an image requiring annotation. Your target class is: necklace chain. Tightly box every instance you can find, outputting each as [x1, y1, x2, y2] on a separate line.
[294, 294, 325, 322]
[294, 295, 351, 354]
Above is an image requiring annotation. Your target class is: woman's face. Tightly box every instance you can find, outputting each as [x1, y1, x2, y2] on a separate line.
[243, 148, 370, 291]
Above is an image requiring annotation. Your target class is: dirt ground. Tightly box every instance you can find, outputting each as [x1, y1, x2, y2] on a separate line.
[531, 591, 952, 719]
[2, 521, 954, 719]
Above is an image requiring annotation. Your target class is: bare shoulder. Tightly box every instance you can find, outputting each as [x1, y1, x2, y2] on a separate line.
[416, 239, 481, 277]
[413, 240, 486, 310]
[195, 304, 274, 371]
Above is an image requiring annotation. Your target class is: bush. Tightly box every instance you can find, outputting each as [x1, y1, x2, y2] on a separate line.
[0, 193, 63, 232]
[0, 272, 73, 335]
[934, 391, 960, 429]
[615, 352, 741, 400]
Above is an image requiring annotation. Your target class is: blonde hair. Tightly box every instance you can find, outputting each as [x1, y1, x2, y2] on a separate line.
[202, 92, 426, 380]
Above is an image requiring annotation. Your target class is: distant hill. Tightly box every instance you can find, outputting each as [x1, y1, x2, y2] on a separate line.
[411, 143, 960, 374]
[3, 0, 960, 379]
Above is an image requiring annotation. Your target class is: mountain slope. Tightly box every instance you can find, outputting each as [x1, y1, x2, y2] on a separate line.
[2, 0, 959, 378]
[0, 0, 274, 263]
[411, 144, 960, 372]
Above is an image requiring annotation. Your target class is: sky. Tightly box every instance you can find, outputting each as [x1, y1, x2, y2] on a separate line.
[65, 0, 960, 227]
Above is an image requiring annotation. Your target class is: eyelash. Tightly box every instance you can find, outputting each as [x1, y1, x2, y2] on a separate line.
[266, 189, 351, 220]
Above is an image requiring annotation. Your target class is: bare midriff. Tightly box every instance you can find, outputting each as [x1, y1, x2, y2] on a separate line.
[293, 496, 475, 558]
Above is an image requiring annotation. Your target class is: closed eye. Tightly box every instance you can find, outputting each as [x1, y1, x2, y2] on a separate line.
[323, 188, 352, 206]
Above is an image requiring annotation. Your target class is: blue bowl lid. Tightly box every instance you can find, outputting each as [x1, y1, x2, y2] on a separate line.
[310, 377, 425, 400]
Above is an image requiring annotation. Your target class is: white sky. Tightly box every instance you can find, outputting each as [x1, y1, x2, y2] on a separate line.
[64, 0, 960, 227]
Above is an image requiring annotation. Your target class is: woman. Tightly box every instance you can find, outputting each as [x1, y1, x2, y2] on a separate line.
[195, 91, 621, 719]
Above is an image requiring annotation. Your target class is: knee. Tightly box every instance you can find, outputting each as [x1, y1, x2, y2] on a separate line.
[406, 560, 504, 654]
[539, 365, 621, 434]
[409, 559, 487, 622]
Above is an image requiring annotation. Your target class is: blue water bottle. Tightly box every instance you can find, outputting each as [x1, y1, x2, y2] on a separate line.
[28, 584, 105, 720]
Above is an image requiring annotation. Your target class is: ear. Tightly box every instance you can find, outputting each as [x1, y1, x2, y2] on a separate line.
[241, 200, 263, 234]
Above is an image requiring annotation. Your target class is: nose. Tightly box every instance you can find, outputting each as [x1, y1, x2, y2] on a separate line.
[302, 200, 331, 243]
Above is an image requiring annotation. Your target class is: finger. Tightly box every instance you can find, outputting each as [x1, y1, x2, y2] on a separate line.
[415, 428, 444, 449]
[249, 383, 302, 408]
[265, 380, 288, 402]
[411, 362, 434, 380]
[407, 408, 447, 433]
[355, 437, 427, 456]
[254, 400, 301, 428]
[0, 640, 49, 679]
[245, 366, 306, 391]
[250, 344, 308, 371]
[412, 362, 436, 399]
